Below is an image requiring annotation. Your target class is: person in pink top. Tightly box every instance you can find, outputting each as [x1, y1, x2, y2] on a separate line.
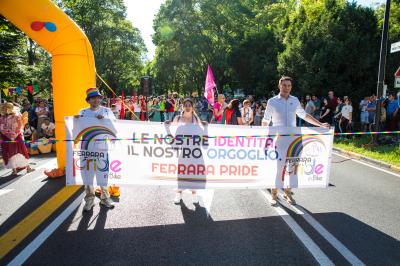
[212, 94, 226, 123]
[0, 103, 34, 175]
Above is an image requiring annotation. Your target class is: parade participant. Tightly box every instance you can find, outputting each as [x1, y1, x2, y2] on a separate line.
[35, 99, 49, 138]
[139, 95, 147, 121]
[166, 98, 206, 204]
[253, 102, 263, 126]
[173, 93, 180, 117]
[212, 94, 226, 123]
[337, 98, 353, 135]
[386, 93, 398, 131]
[320, 98, 333, 126]
[111, 104, 119, 118]
[41, 117, 55, 138]
[164, 93, 176, 121]
[115, 97, 122, 114]
[241, 99, 253, 126]
[367, 95, 377, 128]
[262, 76, 329, 206]
[159, 95, 166, 122]
[359, 96, 370, 132]
[149, 98, 162, 122]
[0, 103, 35, 175]
[311, 95, 321, 120]
[223, 99, 243, 125]
[76, 88, 117, 211]
[304, 95, 316, 126]
[23, 121, 37, 141]
[124, 99, 134, 120]
[133, 97, 141, 120]
[22, 100, 37, 128]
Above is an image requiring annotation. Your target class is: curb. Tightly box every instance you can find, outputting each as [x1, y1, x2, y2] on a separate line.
[332, 147, 400, 173]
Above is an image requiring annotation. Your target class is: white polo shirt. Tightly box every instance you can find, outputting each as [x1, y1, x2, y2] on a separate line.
[79, 106, 116, 119]
[263, 94, 307, 127]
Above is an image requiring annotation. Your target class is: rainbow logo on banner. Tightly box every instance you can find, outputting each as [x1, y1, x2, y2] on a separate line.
[74, 126, 116, 150]
[286, 136, 325, 158]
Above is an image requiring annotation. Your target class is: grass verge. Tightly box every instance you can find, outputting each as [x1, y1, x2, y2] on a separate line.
[334, 135, 400, 167]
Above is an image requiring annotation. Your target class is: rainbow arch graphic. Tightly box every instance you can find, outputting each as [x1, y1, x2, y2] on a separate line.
[286, 136, 325, 158]
[74, 126, 116, 150]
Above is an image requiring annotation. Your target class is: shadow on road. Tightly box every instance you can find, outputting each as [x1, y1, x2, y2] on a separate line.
[21, 205, 400, 266]
[0, 176, 68, 237]
[280, 204, 400, 265]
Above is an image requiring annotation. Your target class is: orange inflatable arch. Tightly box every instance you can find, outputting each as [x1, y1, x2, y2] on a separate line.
[0, 0, 96, 169]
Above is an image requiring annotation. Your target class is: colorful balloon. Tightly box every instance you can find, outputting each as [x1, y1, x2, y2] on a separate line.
[31, 21, 45, 31]
[44, 22, 57, 32]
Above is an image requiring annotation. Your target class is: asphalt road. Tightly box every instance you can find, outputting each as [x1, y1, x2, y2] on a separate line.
[1, 153, 399, 265]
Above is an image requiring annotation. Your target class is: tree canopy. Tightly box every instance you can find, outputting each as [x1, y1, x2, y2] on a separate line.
[0, 0, 146, 100]
[151, 0, 400, 100]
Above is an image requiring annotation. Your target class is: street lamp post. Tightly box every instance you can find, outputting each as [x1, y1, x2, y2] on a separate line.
[375, 0, 391, 143]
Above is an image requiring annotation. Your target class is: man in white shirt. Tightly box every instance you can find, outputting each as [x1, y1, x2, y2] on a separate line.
[76, 88, 116, 211]
[262, 77, 330, 206]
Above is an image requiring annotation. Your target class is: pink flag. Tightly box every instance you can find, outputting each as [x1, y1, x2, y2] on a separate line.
[204, 65, 216, 106]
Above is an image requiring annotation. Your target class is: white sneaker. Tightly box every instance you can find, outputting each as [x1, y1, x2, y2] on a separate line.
[83, 199, 95, 212]
[100, 198, 115, 209]
[173, 192, 182, 204]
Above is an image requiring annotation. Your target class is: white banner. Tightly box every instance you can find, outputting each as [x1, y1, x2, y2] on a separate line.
[65, 117, 333, 189]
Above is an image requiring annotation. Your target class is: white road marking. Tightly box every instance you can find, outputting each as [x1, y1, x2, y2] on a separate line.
[333, 152, 400, 178]
[7, 192, 85, 266]
[290, 204, 365, 266]
[260, 190, 334, 266]
[0, 188, 14, 197]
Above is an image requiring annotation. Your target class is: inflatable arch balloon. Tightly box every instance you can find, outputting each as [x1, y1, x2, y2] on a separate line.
[0, 0, 96, 170]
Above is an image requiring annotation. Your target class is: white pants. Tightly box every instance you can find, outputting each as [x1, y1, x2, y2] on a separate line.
[84, 185, 109, 202]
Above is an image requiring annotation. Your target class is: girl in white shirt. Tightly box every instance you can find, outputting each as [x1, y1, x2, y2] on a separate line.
[337, 98, 353, 134]
[241, 99, 254, 126]
[166, 98, 207, 204]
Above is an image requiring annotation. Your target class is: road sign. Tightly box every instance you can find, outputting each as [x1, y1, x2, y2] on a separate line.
[395, 78, 400, 88]
[395, 67, 400, 77]
[391, 41, 400, 53]
[395, 67, 400, 88]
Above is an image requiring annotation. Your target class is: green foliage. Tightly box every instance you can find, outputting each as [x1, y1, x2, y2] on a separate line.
[0, 16, 25, 88]
[1, 0, 146, 100]
[151, 0, 284, 97]
[60, 0, 146, 94]
[152, 0, 399, 101]
[279, 0, 380, 99]
[1, 0, 399, 101]
[0, 16, 52, 102]
[376, 0, 400, 92]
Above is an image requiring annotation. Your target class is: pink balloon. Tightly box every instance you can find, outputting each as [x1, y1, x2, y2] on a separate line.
[31, 21, 45, 31]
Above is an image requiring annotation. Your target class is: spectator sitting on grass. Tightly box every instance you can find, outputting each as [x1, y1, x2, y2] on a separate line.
[41, 117, 55, 138]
